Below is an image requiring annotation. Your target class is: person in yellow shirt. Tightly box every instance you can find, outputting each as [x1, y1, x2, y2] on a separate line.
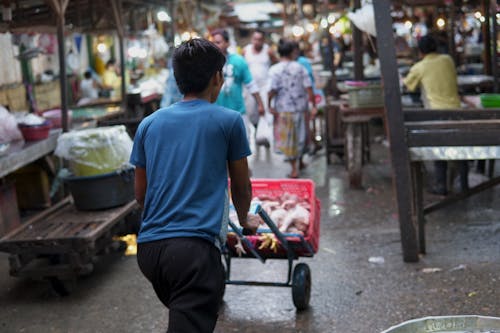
[403, 35, 468, 195]
[403, 35, 461, 109]
[102, 59, 122, 97]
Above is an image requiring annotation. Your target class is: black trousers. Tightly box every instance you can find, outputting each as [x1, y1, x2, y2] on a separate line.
[434, 160, 469, 192]
[137, 237, 225, 333]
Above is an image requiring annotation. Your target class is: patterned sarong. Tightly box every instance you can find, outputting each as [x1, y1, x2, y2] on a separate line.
[273, 112, 306, 161]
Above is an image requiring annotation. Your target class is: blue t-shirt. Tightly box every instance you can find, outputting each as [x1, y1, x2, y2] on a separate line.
[216, 53, 253, 114]
[297, 56, 315, 87]
[129, 99, 251, 245]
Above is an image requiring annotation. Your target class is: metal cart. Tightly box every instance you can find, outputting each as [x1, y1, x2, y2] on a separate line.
[223, 179, 321, 310]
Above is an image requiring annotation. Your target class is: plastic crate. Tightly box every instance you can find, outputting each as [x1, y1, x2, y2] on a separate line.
[480, 94, 500, 108]
[346, 83, 384, 108]
[229, 179, 321, 255]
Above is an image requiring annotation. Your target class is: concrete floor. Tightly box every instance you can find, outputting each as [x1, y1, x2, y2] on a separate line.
[0, 138, 499, 333]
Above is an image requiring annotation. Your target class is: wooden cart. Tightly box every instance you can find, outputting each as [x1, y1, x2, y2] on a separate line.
[0, 197, 140, 295]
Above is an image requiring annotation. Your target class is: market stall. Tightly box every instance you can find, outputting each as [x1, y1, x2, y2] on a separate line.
[373, 0, 500, 262]
[0, 0, 168, 293]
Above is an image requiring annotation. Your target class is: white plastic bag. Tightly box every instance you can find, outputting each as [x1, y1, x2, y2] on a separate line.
[0, 106, 23, 144]
[54, 125, 133, 176]
[255, 116, 272, 146]
[347, 3, 376, 37]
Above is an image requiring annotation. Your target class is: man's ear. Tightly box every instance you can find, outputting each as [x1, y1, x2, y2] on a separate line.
[214, 71, 224, 87]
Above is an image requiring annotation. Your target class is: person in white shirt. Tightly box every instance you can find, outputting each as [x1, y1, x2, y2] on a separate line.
[78, 70, 99, 105]
[242, 30, 278, 146]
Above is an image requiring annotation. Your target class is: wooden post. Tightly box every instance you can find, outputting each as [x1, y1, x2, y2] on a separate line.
[489, 0, 498, 92]
[110, 0, 126, 106]
[352, 0, 363, 80]
[446, 1, 457, 65]
[46, 0, 69, 132]
[482, 0, 492, 75]
[346, 123, 363, 188]
[373, 0, 419, 262]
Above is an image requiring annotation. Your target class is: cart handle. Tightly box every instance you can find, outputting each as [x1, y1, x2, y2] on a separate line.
[227, 220, 265, 263]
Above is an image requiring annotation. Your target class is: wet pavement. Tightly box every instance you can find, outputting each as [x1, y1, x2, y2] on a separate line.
[0, 129, 499, 333]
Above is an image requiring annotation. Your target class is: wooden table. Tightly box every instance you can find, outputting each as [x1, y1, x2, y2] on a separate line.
[404, 109, 500, 255]
[0, 129, 61, 179]
[339, 105, 385, 188]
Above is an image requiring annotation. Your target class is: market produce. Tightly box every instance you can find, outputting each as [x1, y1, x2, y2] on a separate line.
[230, 192, 311, 236]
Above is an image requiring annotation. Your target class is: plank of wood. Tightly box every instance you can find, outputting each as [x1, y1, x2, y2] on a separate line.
[405, 119, 500, 129]
[374, 0, 419, 262]
[403, 109, 500, 121]
[407, 129, 500, 147]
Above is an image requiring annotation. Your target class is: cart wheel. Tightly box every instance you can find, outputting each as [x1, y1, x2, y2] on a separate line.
[292, 263, 311, 311]
[48, 277, 74, 297]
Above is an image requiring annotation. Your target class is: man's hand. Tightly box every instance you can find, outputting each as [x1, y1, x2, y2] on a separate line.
[310, 106, 318, 119]
[257, 103, 265, 116]
[242, 213, 260, 235]
[269, 106, 279, 118]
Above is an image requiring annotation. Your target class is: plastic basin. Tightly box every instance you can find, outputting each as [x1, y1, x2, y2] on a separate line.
[480, 94, 500, 108]
[381, 315, 500, 333]
[18, 122, 51, 141]
[42, 109, 73, 129]
[63, 166, 135, 211]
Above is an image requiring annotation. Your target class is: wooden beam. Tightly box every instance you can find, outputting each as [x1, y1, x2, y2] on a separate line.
[373, 0, 419, 262]
[404, 109, 500, 121]
[110, 0, 124, 37]
[490, 0, 499, 92]
[406, 129, 500, 147]
[424, 176, 500, 214]
[45, 0, 68, 17]
[352, 0, 364, 80]
[110, 0, 127, 104]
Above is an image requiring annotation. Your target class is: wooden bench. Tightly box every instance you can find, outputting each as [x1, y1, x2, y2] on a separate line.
[0, 197, 140, 295]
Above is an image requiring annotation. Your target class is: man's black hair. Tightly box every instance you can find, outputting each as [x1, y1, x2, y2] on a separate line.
[173, 38, 226, 95]
[211, 29, 230, 42]
[277, 38, 295, 57]
[253, 29, 266, 37]
[84, 70, 92, 79]
[418, 35, 437, 54]
[106, 59, 116, 67]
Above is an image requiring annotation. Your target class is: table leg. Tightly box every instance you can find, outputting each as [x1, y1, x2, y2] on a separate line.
[411, 161, 425, 254]
[346, 123, 363, 188]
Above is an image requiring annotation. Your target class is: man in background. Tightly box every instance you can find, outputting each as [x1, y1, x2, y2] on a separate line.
[211, 29, 265, 141]
[242, 29, 278, 145]
[403, 34, 468, 195]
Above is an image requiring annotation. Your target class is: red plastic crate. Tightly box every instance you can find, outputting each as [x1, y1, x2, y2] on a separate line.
[228, 178, 321, 256]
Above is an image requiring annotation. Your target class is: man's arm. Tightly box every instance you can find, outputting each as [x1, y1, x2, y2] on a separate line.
[268, 48, 279, 64]
[306, 86, 317, 118]
[228, 157, 258, 233]
[268, 89, 278, 117]
[134, 166, 147, 208]
[251, 91, 265, 116]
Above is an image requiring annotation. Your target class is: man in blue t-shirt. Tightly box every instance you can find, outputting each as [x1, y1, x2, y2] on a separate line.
[211, 29, 265, 139]
[130, 38, 259, 333]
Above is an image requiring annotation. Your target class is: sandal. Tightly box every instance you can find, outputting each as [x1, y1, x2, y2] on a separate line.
[287, 173, 299, 179]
